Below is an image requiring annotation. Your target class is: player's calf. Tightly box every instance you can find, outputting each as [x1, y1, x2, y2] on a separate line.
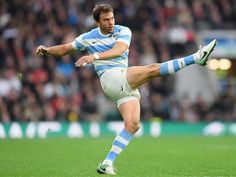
[145, 63, 161, 78]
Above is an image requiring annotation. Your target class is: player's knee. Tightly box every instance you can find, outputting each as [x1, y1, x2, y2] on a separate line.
[146, 63, 160, 77]
[125, 120, 140, 133]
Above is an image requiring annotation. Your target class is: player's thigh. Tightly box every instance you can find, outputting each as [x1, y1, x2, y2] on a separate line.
[126, 64, 160, 89]
[100, 69, 140, 106]
[118, 100, 140, 124]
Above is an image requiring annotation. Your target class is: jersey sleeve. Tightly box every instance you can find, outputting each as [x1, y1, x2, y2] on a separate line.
[71, 34, 86, 51]
[116, 27, 132, 47]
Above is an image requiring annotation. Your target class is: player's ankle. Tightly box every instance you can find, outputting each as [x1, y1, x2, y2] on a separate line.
[193, 51, 201, 63]
[102, 160, 113, 166]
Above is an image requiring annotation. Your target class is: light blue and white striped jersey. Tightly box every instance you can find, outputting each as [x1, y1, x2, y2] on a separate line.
[72, 25, 131, 77]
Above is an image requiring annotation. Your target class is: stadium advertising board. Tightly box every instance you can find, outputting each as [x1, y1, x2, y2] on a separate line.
[0, 121, 236, 139]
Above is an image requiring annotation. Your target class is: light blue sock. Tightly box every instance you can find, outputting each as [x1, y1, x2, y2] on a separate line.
[160, 53, 199, 76]
[103, 129, 133, 165]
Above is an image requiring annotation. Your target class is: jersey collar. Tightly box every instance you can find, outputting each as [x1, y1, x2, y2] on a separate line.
[98, 27, 113, 37]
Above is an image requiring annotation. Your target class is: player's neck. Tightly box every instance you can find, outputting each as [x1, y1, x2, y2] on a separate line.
[98, 27, 112, 36]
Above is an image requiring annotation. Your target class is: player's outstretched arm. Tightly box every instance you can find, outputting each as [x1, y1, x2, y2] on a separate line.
[36, 43, 76, 57]
[97, 41, 128, 60]
[75, 41, 128, 67]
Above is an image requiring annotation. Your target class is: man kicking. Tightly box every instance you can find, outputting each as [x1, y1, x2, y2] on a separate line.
[36, 3, 217, 175]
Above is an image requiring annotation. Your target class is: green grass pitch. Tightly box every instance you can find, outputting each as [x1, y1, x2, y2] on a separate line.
[1, 136, 236, 177]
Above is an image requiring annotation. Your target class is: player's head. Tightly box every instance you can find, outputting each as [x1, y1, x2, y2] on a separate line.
[93, 3, 115, 34]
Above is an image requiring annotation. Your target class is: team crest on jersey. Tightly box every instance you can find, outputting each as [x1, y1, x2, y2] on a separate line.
[112, 33, 118, 39]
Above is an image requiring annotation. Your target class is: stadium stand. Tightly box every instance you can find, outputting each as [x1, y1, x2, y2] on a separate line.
[0, 0, 236, 122]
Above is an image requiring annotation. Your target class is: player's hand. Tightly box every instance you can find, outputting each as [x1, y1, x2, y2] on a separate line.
[75, 54, 95, 67]
[36, 45, 48, 57]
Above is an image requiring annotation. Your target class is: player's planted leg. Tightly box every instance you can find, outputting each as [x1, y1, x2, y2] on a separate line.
[97, 101, 140, 175]
[96, 129, 133, 175]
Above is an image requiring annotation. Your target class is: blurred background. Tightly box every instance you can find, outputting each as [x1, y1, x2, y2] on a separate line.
[0, 0, 236, 127]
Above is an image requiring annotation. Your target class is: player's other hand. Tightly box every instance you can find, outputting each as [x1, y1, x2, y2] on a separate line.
[36, 45, 48, 57]
[75, 54, 95, 67]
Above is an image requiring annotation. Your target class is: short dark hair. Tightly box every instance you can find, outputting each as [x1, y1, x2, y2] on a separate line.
[93, 3, 113, 22]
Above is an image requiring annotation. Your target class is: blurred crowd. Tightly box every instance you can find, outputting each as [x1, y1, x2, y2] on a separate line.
[0, 0, 236, 123]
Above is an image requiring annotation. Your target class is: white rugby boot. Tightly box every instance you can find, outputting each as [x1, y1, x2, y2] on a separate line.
[196, 39, 217, 66]
[96, 162, 117, 175]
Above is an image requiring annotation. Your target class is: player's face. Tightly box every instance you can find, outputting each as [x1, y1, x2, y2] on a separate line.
[97, 12, 115, 34]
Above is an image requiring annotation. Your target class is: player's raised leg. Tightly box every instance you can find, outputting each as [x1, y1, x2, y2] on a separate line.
[97, 100, 140, 175]
[127, 39, 217, 89]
